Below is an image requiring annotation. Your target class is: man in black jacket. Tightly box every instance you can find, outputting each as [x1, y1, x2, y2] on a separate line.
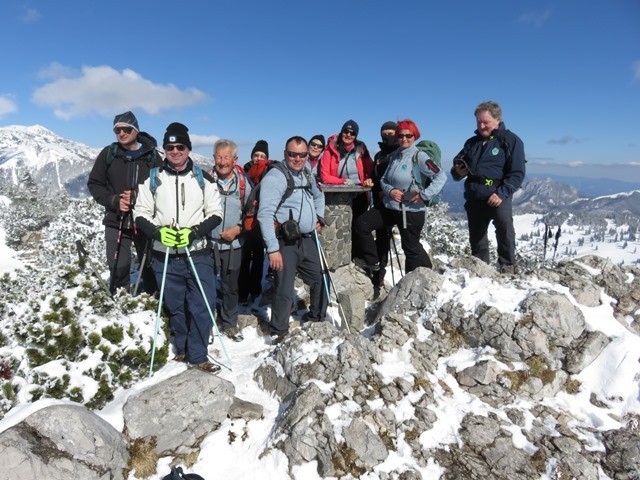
[87, 111, 162, 294]
[451, 101, 526, 273]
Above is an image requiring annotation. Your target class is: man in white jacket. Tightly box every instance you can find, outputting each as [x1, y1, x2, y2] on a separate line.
[134, 122, 223, 373]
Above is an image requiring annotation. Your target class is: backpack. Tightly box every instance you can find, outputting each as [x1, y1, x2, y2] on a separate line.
[242, 161, 314, 231]
[207, 164, 247, 204]
[410, 140, 442, 206]
[149, 164, 206, 195]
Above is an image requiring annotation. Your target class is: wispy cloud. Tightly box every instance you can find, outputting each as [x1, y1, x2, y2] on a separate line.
[190, 134, 220, 149]
[632, 60, 640, 81]
[517, 9, 552, 28]
[22, 7, 41, 23]
[0, 95, 18, 118]
[31, 65, 207, 120]
[37, 62, 78, 80]
[547, 135, 587, 145]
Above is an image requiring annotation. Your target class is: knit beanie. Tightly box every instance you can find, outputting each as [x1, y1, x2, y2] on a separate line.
[380, 121, 397, 133]
[309, 134, 326, 148]
[113, 111, 139, 132]
[341, 119, 359, 137]
[163, 122, 192, 150]
[251, 139, 269, 158]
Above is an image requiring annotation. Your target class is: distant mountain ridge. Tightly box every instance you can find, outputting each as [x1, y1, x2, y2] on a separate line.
[0, 125, 100, 197]
[0, 125, 210, 198]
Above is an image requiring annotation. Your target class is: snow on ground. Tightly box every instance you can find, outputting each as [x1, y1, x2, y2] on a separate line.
[0, 208, 639, 479]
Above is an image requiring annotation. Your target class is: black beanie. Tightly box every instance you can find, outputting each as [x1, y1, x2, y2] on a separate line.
[341, 119, 359, 137]
[380, 121, 397, 133]
[251, 140, 269, 158]
[309, 134, 326, 148]
[163, 122, 191, 150]
[113, 111, 139, 132]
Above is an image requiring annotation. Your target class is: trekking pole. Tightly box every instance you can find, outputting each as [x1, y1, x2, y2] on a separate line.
[552, 226, 562, 263]
[76, 240, 111, 294]
[313, 231, 339, 330]
[131, 240, 150, 296]
[109, 215, 127, 295]
[108, 162, 139, 295]
[184, 247, 233, 370]
[390, 228, 404, 277]
[315, 234, 351, 334]
[149, 247, 170, 378]
[388, 234, 396, 287]
[542, 224, 550, 264]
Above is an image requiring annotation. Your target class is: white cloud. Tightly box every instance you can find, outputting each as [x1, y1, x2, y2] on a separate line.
[37, 62, 78, 80]
[0, 95, 18, 118]
[190, 134, 220, 149]
[517, 9, 552, 28]
[31, 65, 207, 120]
[22, 8, 41, 23]
[632, 60, 640, 81]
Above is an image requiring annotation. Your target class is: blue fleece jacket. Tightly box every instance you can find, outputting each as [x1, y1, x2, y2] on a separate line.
[381, 144, 447, 212]
[258, 163, 325, 253]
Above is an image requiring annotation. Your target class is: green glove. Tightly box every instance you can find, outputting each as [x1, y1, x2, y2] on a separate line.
[176, 227, 194, 248]
[157, 226, 178, 247]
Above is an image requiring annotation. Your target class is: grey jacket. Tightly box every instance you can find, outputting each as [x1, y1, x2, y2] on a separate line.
[381, 144, 446, 212]
[258, 162, 325, 253]
[210, 169, 252, 251]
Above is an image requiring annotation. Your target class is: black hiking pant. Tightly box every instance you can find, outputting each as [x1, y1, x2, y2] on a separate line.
[353, 205, 432, 274]
[105, 226, 157, 295]
[465, 197, 516, 267]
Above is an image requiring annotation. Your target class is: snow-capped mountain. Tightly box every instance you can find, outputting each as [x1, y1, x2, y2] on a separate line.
[0, 125, 101, 198]
[0, 125, 212, 199]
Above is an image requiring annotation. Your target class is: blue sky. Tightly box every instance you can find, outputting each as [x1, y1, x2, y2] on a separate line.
[1, 0, 639, 182]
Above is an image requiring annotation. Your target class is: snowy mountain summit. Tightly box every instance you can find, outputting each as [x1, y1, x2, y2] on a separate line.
[0, 125, 101, 198]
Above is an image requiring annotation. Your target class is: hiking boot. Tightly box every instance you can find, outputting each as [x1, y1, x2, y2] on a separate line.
[269, 331, 288, 346]
[193, 361, 221, 374]
[173, 353, 186, 363]
[301, 312, 321, 323]
[222, 326, 244, 342]
[353, 257, 380, 273]
[499, 264, 516, 275]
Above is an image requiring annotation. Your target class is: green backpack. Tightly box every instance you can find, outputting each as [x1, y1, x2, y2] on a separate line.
[411, 140, 442, 206]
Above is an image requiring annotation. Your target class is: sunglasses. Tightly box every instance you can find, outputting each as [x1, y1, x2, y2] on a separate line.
[397, 133, 415, 139]
[286, 151, 309, 159]
[309, 142, 324, 149]
[113, 126, 133, 134]
[165, 144, 187, 152]
[341, 130, 356, 137]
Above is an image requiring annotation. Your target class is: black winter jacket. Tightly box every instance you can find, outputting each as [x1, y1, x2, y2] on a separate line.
[451, 122, 526, 202]
[87, 132, 163, 228]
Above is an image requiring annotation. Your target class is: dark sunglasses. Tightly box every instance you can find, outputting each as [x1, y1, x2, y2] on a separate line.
[341, 130, 356, 137]
[165, 144, 187, 152]
[309, 142, 324, 149]
[113, 126, 133, 134]
[286, 151, 309, 158]
[397, 133, 414, 139]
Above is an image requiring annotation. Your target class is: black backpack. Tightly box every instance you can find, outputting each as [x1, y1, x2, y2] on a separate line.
[242, 161, 314, 231]
[162, 466, 205, 480]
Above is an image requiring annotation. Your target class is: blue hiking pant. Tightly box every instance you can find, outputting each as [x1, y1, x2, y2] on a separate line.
[152, 252, 216, 364]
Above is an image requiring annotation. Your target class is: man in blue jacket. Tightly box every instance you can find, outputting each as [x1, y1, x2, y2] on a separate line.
[451, 101, 526, 273]
[257, 136, 327, 344]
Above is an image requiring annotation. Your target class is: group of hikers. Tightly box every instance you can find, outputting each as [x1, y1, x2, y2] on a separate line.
[87, 101, 526, 373]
